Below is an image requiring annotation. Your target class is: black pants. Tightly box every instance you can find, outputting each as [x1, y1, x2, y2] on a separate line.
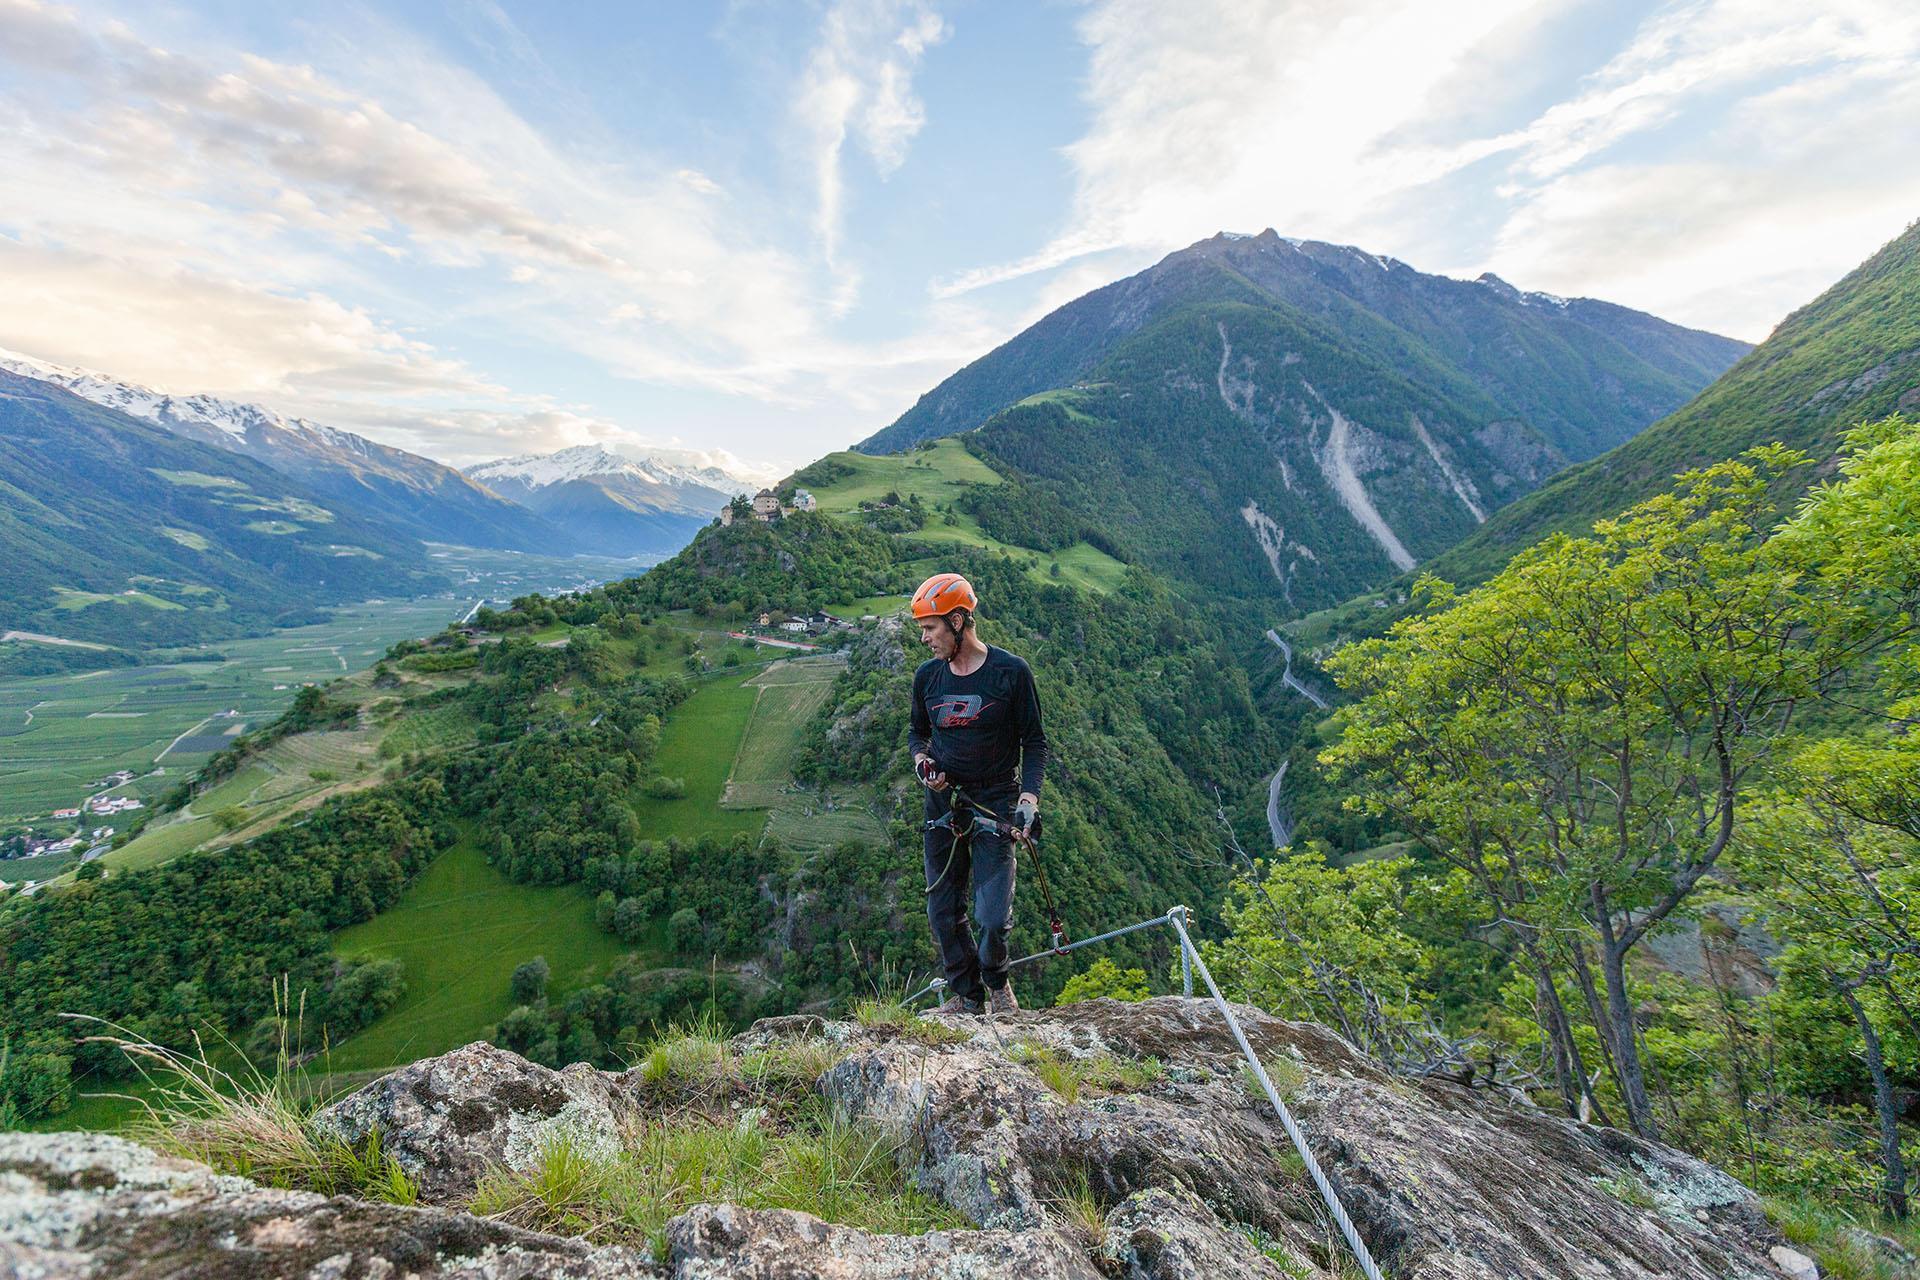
[924, 783, 1019, 1001]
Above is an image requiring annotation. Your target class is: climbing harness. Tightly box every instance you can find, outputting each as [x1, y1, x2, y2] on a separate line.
[921, 785, 1068, 953]
[905, 904, 1385, 1280]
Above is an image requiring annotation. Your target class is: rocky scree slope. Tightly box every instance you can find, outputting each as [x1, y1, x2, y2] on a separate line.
[2, 998, 1821, 1279]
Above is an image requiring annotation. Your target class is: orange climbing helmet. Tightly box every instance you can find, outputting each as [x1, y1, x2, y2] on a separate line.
[910, 572, 978, 620]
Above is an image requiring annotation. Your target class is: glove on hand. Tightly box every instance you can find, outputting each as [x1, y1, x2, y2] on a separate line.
[1013, 798, 1037, 837]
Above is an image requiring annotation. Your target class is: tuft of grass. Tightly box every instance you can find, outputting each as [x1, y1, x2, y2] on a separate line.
[851, 996, 973, 1046]
[1005, 1040, 1165, 1104]
[1241, 1054, 1309, 1104]
[632, 1011, 735, 1087]
[1763, 1195, 1920, 1280]
[472, 1098, 963, 1247]
[1046, 1165, 1107, 1252]
[1240, 1224, 1313, 1278]
[73, 1003, 415, 1203]
[1595, 1172, 1657, 1210]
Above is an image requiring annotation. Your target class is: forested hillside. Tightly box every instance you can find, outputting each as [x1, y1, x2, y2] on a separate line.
[849, 233, 1749, 613]
[861, 229, 1745, 459]
[0, 370, 439, 646]
[1430, 217, 1920, 585]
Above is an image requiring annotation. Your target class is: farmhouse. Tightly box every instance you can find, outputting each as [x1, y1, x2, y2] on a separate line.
[51, 808, 80, 819]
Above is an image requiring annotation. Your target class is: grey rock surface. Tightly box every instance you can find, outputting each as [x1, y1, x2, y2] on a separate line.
[665, 1203, 1102, 1279]
[311, 1040, 622, 1205]
[13, 998, 1821, 1280]
[0, 1130, 657, 1278]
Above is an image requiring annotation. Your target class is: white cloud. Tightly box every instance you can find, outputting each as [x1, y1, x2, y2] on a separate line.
[0, 238, 504, 402]
[941, 0, 1920, 342]
[792, 0, 947, 274]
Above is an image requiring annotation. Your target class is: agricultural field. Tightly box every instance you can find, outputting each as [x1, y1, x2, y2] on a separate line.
[721, 657, 843, 809]
[0, 599, 457, 825]
[325, 837, 643, 1072]
[0, 549, 651, 833]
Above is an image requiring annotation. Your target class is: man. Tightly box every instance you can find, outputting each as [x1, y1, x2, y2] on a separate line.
[908, 572, 1046, 1016]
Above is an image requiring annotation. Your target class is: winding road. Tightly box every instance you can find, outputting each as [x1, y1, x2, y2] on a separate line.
[1261, 629, 1329, 848]
[1265, 630, 1329, 711]
[1266, 759, 1294, 849]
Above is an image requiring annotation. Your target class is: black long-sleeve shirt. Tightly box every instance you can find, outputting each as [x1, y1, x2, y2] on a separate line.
[908, 645, 1046, 796]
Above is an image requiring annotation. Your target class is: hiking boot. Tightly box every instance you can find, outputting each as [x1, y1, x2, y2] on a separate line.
[926, 993, 983, 1017]
[987, 983, 1020, 1015]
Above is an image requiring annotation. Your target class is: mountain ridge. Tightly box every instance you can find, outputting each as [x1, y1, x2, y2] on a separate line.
[1425, 215, 1920, 586]
[463, 443, 751, 558]
[0, 369, 439, 645]
[0, 348, 573, 554]
[860, 229, 1749, 460]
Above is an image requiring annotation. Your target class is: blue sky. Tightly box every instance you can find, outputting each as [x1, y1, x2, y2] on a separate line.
[1, 0, 1916, 470]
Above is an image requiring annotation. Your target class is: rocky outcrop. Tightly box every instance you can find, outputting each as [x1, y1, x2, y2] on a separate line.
[4, 998, 1821, 1279]
[0, 1130, 656, 1278]
[310, 1042, 623, 1205]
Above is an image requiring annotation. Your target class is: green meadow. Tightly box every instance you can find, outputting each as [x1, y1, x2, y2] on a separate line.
[326, 837, 642, 1072]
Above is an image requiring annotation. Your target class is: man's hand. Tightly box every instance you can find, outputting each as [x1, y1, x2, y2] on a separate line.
[915, 754, 949, 792]
[1013, 794, 1038, 838]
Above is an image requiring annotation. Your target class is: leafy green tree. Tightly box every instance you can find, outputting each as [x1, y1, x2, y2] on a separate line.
[1201, 849, 1435, 1057]
[669, 906, 703, 954]
[510, 956, 551, 1006]
[1055, 957, 1150, 1004]
[1324, 429, 1919, 1138]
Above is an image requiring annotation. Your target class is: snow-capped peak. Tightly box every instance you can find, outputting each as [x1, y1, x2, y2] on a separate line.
[465, 442, 767, 494]
[0, 346, 297, 441]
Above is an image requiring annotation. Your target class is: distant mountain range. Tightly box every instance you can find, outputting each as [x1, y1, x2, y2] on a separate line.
[0, 369, 438, 646]
[1428, 216, 1920, 585]
[859, 231, 1749, 608]
[0, 350, 570, 555]
[465, 444, 761, 557]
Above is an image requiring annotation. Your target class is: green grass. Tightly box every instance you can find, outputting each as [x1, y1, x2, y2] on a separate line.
[471, 1095, 962, 1248]
[822, 594, 906, 620]
[244, 520, 304, 535]
[325, 837, 641, 1073]
[803, 439, 1004, 514]
[722, 658, 840, 809]
[158, 527, 212, 551]
[631, 673, 767, 842]
[798, 439, 1127, 596]
[149, 468, 245, 488]
[103, 816, 221, 872]
[54, 587, 184, 612]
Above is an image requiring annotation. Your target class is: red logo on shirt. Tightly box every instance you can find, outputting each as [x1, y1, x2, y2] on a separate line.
[930, 695, 986, 727]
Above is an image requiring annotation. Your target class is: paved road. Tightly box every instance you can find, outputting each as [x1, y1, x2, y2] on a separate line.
[1266, 758, 1293, 849]
[1265, 630, 1330, 711]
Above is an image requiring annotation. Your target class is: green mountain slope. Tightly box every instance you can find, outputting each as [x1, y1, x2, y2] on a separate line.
[1428, 218, 1920, 585]
[0, 370, 440, 645]
[967, 300, 1575, 608]
[861, 230, 1747, 461]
